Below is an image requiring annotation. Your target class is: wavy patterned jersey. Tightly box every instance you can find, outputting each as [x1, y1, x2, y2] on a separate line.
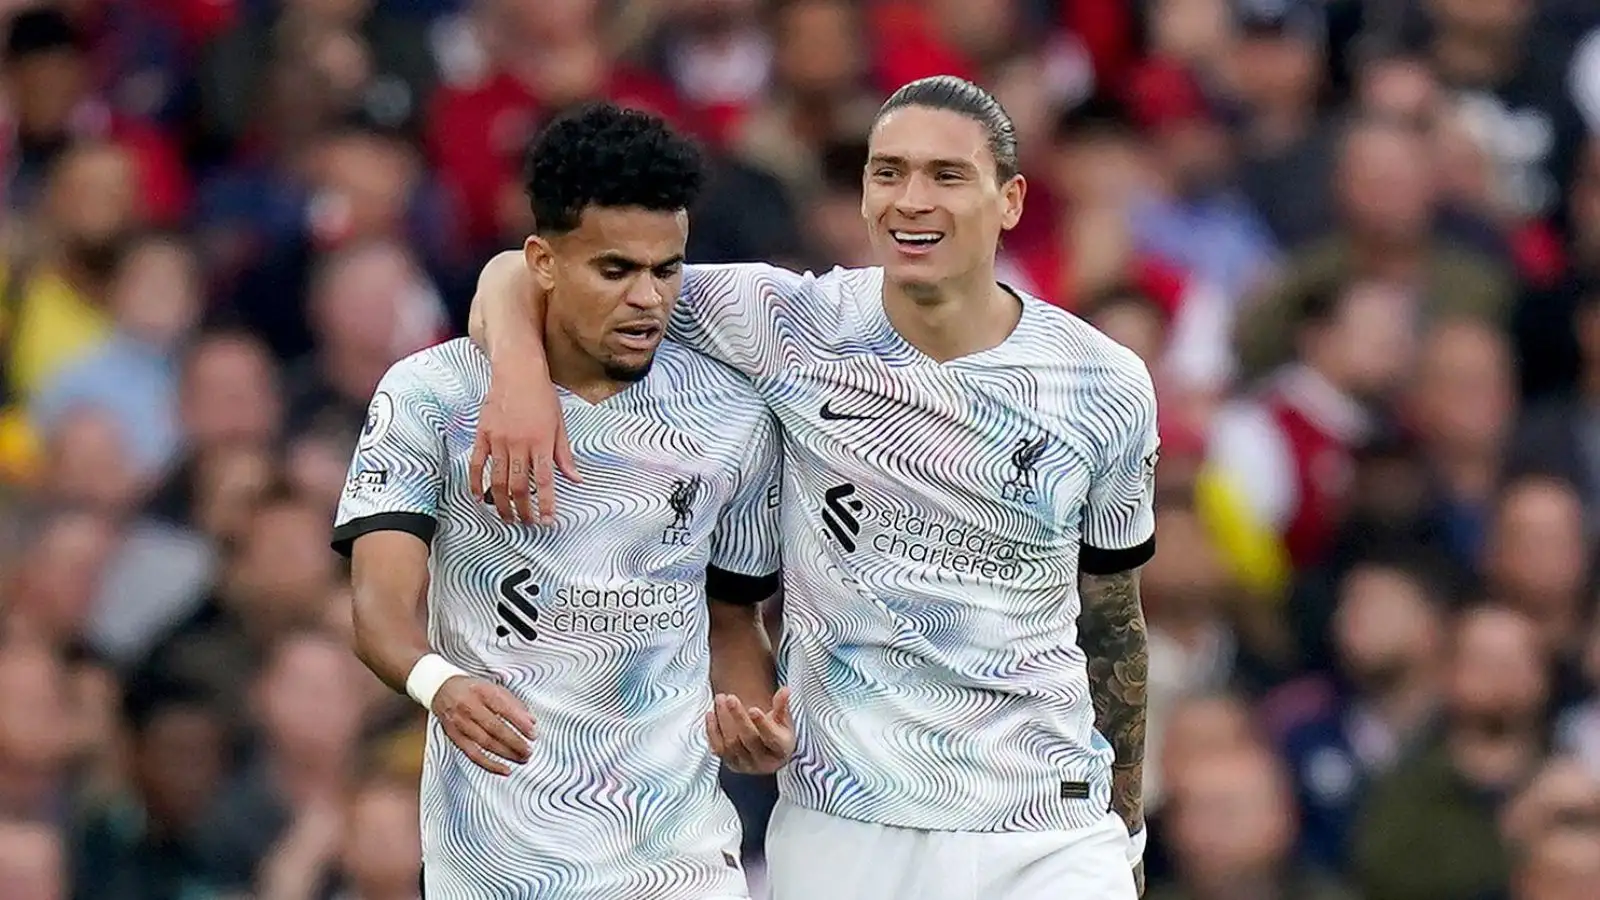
[671, 264, 1159, 833]
[332, 338, 780, 900]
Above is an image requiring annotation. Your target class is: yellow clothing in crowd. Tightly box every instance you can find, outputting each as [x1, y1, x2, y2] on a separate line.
[0, 265, 112, 482]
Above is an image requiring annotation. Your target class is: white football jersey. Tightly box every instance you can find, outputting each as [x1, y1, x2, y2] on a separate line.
[333, 338, 781, 899]
[670, 264, 1158, 833]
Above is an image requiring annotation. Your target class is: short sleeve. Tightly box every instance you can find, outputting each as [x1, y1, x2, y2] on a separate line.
[668, 262, 808, 379]
[706, 411, 783, 602]
[1079, 360, 1159, 575]
[330, 356, 450, 558]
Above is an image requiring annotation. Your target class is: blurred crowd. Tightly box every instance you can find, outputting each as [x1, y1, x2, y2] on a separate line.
[2, 0, 1600, 898]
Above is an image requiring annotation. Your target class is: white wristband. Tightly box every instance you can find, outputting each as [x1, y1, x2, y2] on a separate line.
[406, 653, 468, 709]
[1126, 826, 1147, 867]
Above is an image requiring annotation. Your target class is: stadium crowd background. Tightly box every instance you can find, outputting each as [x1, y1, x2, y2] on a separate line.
[1, 0, 1600, 897]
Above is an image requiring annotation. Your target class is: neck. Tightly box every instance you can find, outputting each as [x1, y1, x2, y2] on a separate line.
[324, 348, 390, 402]
[351, 886, 422, 900]
[1431, 447, 1500, 503]
[1447, 727, 1540, 790]
[272, 749, 348, 802]
[1189, 868, 1284, 900]
[882, 269, 1019, 362]
[1370, 677, 1438, 734]
[1432, 32, 1518, 86]
[1247, 107, 1314, 154]
[1349, 234, 1426, 281]
[543, 330, 632, 405]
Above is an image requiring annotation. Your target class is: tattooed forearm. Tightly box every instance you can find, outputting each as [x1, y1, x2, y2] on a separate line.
[1078, 569, 1148, 835]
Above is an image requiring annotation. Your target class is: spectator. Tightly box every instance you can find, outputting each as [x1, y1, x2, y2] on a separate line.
[192, 629, 367, 891]
[284, 239, 444, 439]
[1237, 115, 1512, 379]
[1206, 280, 1411, 569]
[736, 0, 877, 199]
[0, 817, 66, 900]
[1403, 317, 1517, 571]
[5, 509, 118, 651]
[31, 231, 201, 480]
[1509, 824, 1600, 900]
[1353, 605, 1551, 900]
[1482, 476, 1590, 667]
[225, 125, 453, 362]
[1232, 0, 1339, 251]
[0, 639, 75, 822]
[137, 491, 343, 716]
[71, 679, 231, 899]
[1278, 561, 1445, 871]
[144, 332, 284, 527]
[198, 0, 438, 152]
[1153, 744, 1353, 900]
[1125, 60, 1279, 306]
[2, 140, 140, 404]
[1510, 272, 1600, 512]
[0, 6, 188, 222]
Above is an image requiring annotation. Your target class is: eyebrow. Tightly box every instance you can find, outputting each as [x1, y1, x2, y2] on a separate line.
[591, 252, 686, 269]
[867, 154, 979, 173]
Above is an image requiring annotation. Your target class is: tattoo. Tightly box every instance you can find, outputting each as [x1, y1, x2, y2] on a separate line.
[1078, 569, 1148, 835]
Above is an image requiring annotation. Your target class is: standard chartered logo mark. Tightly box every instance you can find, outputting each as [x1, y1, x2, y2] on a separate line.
[494, 568, 696, 640]
[822, 483, 865, 552]
[496, 568, 541, 640]
[819, 483, 1022, 578]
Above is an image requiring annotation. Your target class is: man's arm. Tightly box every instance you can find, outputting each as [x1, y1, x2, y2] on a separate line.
[702, 407, 790, 773]
[1078, 568, 1149, 837]
[349, 530, 433, 696]
[1076, 350, 1160, 893]
[465, 250, 804, 524]
[334, 356, 534, 775]
[466, 251, 575, 525]
[708, 594, 780, 715]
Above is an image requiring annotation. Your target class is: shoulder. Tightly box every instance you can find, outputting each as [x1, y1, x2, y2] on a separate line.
[649, 340, 756, 394]
[1024, 296, 1156, 408]
[380, 338, 487, 411]
[642, 342, 769, 426]
[684, 262, 879, 308]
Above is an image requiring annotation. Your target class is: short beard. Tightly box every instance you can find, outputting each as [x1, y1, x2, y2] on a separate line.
[603, 355, 656, 383]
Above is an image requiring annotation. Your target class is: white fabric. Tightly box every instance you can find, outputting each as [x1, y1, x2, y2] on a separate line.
[764, 800, 1137, 900]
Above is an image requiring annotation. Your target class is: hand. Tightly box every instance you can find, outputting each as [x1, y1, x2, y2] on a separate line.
[706, 687, 795, 775]
[432, 675, 536, 776]
[469, 348, 580, 526]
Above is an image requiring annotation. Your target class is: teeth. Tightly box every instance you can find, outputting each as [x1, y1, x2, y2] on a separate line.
[892, 231, 943, 244]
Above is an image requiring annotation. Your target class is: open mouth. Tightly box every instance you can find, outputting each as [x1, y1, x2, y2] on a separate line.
[613, 323, 661, 349]
[891, 230, 944, 250]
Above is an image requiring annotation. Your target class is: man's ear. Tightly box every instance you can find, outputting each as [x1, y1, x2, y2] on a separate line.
[523, 235, 557, 293]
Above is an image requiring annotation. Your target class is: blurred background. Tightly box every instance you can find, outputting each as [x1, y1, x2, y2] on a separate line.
[1, 0, 1600, 898]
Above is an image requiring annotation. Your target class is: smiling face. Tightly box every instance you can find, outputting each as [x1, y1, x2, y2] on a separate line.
[862, 105, 1025, 298]
[526, 205, 688, 383]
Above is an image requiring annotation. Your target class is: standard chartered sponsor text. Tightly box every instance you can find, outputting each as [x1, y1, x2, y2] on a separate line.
[547, 582, 693, 634]
[870, 507, 1022, 579]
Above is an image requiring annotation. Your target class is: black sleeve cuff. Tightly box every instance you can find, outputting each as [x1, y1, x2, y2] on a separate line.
[331, 512, 438, 558]
[706, 566, 780, 605]
[1079, 535, 1155, 575]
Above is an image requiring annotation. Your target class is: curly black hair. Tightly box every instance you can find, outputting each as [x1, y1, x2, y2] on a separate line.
[523, 103, 705, 236]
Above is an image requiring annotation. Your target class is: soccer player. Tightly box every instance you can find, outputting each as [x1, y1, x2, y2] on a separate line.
[469, 77, 1156, 899]
[334, 104, 791, 900]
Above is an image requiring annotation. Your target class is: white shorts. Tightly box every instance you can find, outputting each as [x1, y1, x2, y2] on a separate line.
[764, 800, 1137, 900]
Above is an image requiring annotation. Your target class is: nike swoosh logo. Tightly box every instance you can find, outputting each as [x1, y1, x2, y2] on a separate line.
[820, 401, 876, 421]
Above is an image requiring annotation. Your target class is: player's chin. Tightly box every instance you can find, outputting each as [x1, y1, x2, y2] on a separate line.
[600, 350, 657, 383]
